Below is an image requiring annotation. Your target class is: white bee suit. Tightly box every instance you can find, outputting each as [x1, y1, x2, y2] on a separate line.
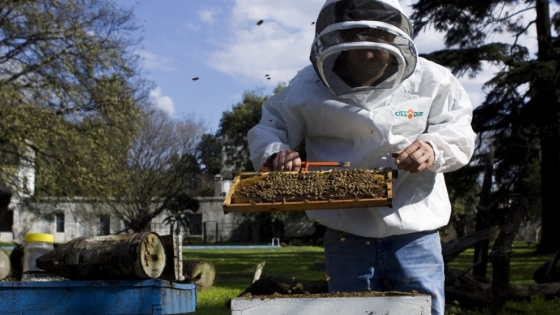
[247, 0, 477, 238]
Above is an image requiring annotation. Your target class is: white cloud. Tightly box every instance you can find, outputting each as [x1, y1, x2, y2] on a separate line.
[205, 0, 324, 84]
[137, 50, 176, 72]
[199, 8, 220, 25]
[150, 87, 175, 115]
[204, 0, 545, 109]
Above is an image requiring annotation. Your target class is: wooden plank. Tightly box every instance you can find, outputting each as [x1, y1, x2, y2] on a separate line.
[224, 198, 393, 213]
[159, 234, 184, 282]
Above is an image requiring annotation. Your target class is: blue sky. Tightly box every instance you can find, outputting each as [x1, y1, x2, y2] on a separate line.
[117, 0, 540, 134]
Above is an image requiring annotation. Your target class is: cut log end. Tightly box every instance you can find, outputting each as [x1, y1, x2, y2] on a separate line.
[182, 259, 216, 292]
[0, 248, 10, 280]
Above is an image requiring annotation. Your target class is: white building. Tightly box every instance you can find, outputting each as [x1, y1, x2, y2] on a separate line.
[0, 148, 244, 243]
[0, 146, 315, 245]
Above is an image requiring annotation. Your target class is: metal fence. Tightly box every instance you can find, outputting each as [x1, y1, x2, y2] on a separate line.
[148, 221, 249, 244]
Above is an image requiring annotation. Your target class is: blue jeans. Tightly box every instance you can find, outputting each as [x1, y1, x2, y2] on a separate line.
[324, 227, 445, 315]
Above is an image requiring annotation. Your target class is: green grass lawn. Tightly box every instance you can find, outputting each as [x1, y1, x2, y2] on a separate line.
[3, 240, 558, 314]
[445, 242, 560, 314]
[185, 242, 559, 315]
[446, 242, 555, 285]
[184, 246, 325, 315]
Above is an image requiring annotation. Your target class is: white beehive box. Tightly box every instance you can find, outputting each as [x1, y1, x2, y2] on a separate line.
[231, 294, 431, 315]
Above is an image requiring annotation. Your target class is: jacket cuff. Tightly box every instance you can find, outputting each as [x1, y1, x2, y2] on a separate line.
[261, 143, 291, 168]
[425, 140, 444, 172]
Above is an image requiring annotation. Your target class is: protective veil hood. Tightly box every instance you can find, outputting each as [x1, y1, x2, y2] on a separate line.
[310, 0, 418, 97]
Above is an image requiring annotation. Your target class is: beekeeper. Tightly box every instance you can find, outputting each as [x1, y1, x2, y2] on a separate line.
[247, 1, 477, 314]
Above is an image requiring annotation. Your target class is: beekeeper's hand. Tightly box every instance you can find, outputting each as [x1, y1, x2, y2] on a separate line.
[391, 140, 435, 173]
[266, 150, 301, 172]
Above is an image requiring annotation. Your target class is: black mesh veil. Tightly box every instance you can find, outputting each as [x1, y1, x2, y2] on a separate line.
[310, 0, 418, 97]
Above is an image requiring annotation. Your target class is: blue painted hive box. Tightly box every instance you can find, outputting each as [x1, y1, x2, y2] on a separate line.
[0, 279, 196, 315]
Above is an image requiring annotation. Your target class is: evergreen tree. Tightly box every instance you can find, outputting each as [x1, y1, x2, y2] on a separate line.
[411, 0, 560, 253]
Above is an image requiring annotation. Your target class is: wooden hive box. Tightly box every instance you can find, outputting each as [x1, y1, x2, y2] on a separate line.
[223, 168, 396, 214]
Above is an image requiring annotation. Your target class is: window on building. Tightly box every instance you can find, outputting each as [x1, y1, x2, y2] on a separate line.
[99, 215, 110, 235]
[188, 213, 202, 235]
[55, 213, 65, 233]
[0, 210, 13, 232]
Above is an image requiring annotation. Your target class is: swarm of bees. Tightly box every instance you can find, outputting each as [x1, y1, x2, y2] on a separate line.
[231, 169, 386, 204]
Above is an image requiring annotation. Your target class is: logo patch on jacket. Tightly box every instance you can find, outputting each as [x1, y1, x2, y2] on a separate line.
[395, 109, 423, 119]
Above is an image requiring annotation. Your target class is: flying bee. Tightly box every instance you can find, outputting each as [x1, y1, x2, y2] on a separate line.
[192, 77, 199, 81]
[256, 19, 264, 26]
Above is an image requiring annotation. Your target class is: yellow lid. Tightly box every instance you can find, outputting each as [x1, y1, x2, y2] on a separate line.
[25, 233, 55, 243]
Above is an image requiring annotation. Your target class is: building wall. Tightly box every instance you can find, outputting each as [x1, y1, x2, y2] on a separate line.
[0, 196, 256, 244]
[1, 198, 124, 244]
[1, 147, 321, 244]
[1, 194, 317, 245]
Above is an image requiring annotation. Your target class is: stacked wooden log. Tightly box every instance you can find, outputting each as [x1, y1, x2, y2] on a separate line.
[6, 232, 216, 291]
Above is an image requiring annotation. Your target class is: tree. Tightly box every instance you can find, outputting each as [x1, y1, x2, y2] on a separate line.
[34, 75, 144, 198]
[162, 192, 200, 236]
[0, 0, 150, 199]
[108, 109, 207, 233]
[217, 83, 289, 174]
[410, 0, 560, 254]
[196, 134, 223, 176]
[445, 170, 480, 239]
[193, 134, 223, 196]
[217, 89, 269, 173]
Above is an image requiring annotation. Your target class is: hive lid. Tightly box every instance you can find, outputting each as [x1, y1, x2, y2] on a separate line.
[25, 233, 54, 243]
